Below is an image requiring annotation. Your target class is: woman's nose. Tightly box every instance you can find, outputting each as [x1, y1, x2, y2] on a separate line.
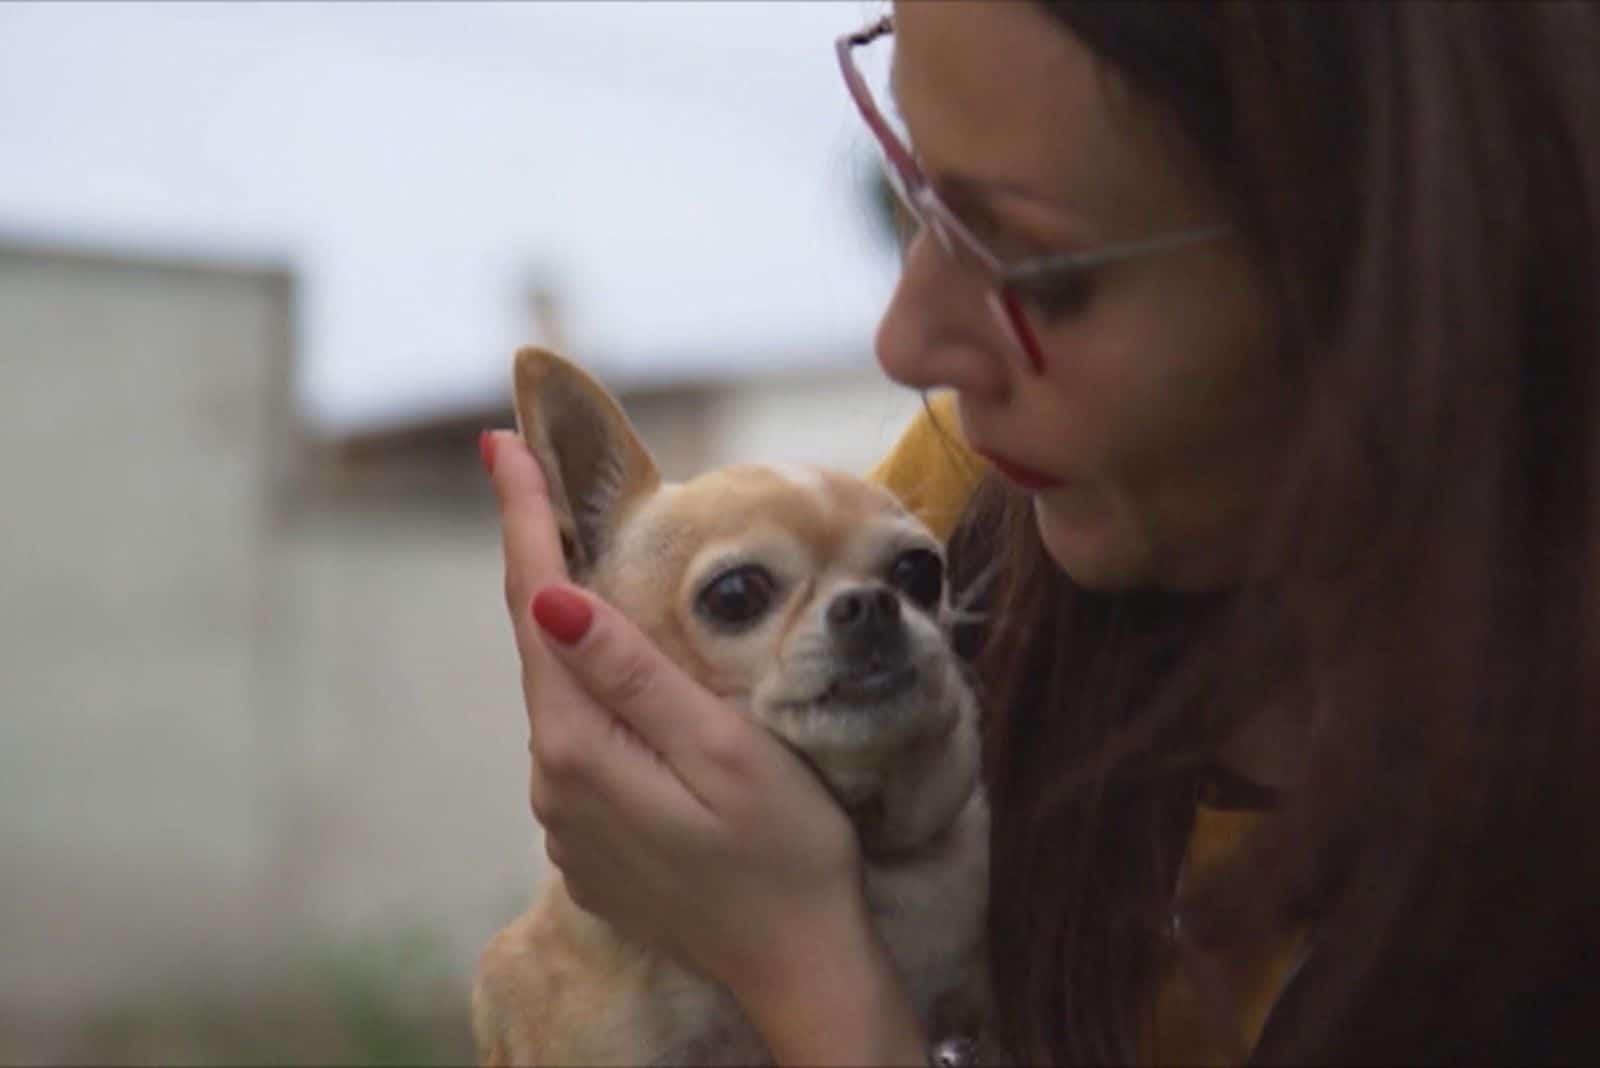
[875, 234, 1010, 399]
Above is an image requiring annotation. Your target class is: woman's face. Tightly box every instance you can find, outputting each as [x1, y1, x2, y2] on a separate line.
[876, 1, 1289, 592]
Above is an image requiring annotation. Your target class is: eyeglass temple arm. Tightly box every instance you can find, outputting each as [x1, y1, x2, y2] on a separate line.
[1006, 224, 1235, 286]
[836, 17, 920, 182]
[838, 14, 893, 51]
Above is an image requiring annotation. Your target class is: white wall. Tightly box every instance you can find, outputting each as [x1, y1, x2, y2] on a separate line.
[0, 244, 536, 1021]
[0, 245, 294, 1012]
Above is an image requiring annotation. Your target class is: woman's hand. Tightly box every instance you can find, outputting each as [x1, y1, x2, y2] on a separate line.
[483, 430, 921, 1060]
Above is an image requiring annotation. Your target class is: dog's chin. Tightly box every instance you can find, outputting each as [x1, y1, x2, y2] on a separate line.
[754, 662, 958, 772]
[753, 660, 978, 855]
[816, 662, 918, 707]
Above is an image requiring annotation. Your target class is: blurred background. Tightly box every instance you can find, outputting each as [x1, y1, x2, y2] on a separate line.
[0, 2, 920, 1062]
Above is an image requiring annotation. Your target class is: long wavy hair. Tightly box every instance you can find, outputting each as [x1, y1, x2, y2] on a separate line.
[954, 3, 1600, 1062]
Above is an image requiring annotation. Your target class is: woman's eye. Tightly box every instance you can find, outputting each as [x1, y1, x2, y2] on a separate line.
[1014, 271, 1095, 321]
[887, 548, 944, 610]
[695, 566, 778, 629]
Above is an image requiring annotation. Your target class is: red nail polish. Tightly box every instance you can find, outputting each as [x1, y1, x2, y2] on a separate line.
[479, 430, 496, 476]
[532, 586, 593, 645]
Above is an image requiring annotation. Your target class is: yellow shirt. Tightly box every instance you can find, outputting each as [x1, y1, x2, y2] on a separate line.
[867, 393, 1295, 1064]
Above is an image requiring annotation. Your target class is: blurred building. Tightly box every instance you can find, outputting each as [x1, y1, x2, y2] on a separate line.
[0, 236, 919, 1058]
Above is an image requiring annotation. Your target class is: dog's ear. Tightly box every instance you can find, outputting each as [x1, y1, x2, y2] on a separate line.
[512, 347, 660, 579]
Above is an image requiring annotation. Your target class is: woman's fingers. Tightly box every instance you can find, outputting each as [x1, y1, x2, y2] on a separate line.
[530, 582, 768, 809]
[486, 423, 762, 805]
[484, 425, 725, 821]
[486, 429, 568, 664]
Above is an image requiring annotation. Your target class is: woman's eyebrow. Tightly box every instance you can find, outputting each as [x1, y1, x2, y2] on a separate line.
[888, 56, 1093, 234]
[937, 166, 1096, 238]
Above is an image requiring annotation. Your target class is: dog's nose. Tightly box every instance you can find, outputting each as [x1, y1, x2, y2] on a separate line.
[827, 585, 904, 661]
[828, 586, 900, 629]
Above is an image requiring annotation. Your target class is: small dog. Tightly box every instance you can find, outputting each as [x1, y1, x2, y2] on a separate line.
[472, 348, 988, 1067]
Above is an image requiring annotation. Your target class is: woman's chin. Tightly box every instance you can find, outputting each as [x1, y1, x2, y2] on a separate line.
[1035, 495, 1252, 594]
[1033, 495, 1153, 592]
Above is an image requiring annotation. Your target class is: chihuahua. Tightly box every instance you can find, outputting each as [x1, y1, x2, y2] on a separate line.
[472, 348, 988, 1066]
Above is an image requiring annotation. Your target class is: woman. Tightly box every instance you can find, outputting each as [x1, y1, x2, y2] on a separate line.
[482, 2, 1600, 1062]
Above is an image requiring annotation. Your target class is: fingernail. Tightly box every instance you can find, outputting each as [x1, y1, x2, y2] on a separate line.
[532, 585, 593, 645]
[479, 430, 496, 476]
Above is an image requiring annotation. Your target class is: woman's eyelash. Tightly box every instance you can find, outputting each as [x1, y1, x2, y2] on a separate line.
[971, 212, 1069, 264]
[1015, 270, 1095, 319]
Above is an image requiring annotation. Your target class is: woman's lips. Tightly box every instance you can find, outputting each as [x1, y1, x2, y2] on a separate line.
[976, 449, 1064, 492]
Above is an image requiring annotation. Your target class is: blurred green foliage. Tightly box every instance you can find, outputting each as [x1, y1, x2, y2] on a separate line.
[6, 926, 474, 1066]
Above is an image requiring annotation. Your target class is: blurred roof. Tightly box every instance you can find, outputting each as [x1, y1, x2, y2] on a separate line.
[0, 1, 897, 436]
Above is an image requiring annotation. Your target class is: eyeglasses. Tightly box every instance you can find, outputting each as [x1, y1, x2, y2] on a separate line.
[836, 14, 1233, 374]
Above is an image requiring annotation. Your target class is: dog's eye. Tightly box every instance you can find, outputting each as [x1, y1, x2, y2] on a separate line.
[695, 566, 778, 629]
[887, 548, 943, 610]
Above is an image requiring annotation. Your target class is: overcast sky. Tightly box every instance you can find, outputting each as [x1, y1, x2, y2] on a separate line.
[0, 1, 899, 434]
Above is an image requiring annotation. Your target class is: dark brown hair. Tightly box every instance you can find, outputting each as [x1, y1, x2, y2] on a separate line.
[957, 2, 1600, 1062]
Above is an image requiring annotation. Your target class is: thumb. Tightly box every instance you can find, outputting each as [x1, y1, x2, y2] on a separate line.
[531, 582, 758, 803]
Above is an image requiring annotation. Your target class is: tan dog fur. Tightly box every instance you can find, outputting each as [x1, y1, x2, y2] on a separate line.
[472, 349, 988, 1066]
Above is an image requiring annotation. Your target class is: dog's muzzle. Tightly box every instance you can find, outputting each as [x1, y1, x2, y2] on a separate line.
[823, 584, 917, 703]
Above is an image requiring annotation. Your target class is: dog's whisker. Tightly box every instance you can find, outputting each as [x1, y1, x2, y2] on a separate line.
[947, 559, 1001, 617]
